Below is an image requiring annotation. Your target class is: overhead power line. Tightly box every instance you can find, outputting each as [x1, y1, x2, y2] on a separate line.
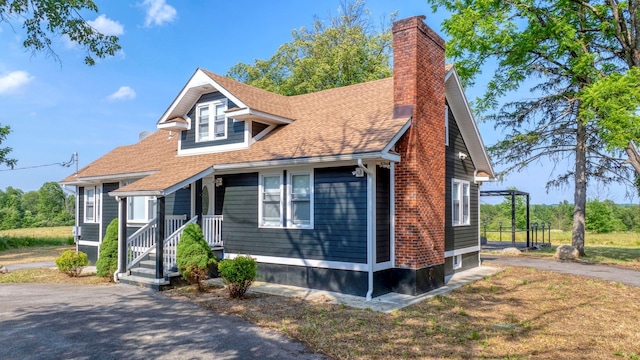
[0, 153, 77, 172]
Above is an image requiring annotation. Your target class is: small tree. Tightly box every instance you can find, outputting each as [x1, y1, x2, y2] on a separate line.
[96, 219, 118, 279]
[176, 223, 216, 292]
[55, 250, 89, 277]
[218, 255, 257, 299]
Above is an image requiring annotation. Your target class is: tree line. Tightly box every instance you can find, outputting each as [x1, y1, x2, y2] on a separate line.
[481, 198, 640, 234]
[0, 182, 75, 230]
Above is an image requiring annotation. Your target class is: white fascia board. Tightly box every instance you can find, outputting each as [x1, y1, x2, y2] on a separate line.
[226, 108, 293, 124]
[444, 245, 480, 258]
[224, 253, 368, 271]
[474, 176, 496, 183]
[108, 167, 214, 198]
[382, 118, 412, 154]
[157, 121, 188, 131]
[214, 152, 388, 171]
[61, 171, 158, 185]
[445, 69, 495, 178]
[158, 69, 248, 125]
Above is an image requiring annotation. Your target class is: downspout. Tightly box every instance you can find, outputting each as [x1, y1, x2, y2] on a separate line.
[357, 159, 375, 301]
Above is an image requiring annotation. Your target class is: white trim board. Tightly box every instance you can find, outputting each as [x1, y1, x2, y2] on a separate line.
[78, 240, 99, 246]
[444, 245, 480, 258]
[224, 253, 369, 272]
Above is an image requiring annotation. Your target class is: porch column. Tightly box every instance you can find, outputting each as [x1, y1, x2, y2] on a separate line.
[195, 179, 203, 227]
[117, 197, 127, 275]
[156, 196, 166, 279]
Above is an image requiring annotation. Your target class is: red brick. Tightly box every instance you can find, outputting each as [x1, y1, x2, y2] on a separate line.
[393, 16, 446, 269]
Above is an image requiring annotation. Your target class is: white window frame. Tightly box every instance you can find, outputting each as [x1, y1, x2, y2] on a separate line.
[122, 181, 157, 224]
[83, 186, 101, 223]
[195, 99, 228, 142]
[445, 105, 449, 146]
[452, 254, 462, 270]
[286, 171, 314, 229]
[452, 178, 470, 226]
[259, 173, 284, 228]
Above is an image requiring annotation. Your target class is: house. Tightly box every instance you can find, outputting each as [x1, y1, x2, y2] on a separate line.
[60, 16, 494, 299]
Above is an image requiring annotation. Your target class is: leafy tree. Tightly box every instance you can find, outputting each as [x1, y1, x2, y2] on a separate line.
[425, 1, 640, 256]
[0, 0, 121, 66]
[227, 0, 395, 95]
[586, 199, 615, 233]
[0, 125, 16, 169]
[96, 219, 118, 279]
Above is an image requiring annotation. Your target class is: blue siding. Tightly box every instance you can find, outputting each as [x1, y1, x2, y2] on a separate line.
[218, 167, 368, 263]
[102, 183, 119, 238]
[180, 92, 245, 150]
[166, 186, 191, 217]
[445, 104, 479, 251]
[78, 186, 99, 243]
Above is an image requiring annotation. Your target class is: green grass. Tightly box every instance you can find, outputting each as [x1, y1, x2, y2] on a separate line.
[486, 230, 640, 247]
[0, 226, 74, 251]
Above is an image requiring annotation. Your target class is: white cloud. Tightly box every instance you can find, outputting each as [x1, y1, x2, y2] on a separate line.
[107, 86, 136, 101]
[0, 70, 34, 95]
[87, 14, 125, 36]
[142, 0, 177, 27]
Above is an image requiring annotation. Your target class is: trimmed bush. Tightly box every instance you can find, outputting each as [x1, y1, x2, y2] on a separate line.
[218, 255, 257, 299]
[55, 249, 89, 277]
[176, 223, 216, 292]
[96, 219, 118, 279]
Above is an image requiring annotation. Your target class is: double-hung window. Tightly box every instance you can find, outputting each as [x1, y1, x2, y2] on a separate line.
[123, 181, 157, 223]
[196, 100, 227, 142]
[259, 171, 313, 229]
[452, 179, 470, 226]
[260, 174, 283, 227]
[84, 186, 100, 223]
[288, 173, 312, 228]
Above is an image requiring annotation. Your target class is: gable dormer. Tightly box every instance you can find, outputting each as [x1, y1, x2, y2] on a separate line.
[157, 68, 294, 156]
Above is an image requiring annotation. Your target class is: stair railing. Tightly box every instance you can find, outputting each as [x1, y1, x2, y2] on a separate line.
[126, 219, 157, 270]
[163, 215, 199, 275]
[202, 215, 224, 248]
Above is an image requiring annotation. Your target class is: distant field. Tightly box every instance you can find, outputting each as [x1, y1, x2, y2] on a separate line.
[485, 230, 640, 247]
[0, 227, 74, 251]
[0, 226, 73, 239]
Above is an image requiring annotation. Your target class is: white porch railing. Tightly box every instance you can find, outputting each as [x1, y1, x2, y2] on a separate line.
[163, 216, 199, 274]
[203, 215, 224, 248]
[125, 214, 223, 275]
[126, 219, 157, 270]
[125, 215, 188, 271]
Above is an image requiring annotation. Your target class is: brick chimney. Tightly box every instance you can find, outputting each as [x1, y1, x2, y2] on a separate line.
[392, 16, 446, 292]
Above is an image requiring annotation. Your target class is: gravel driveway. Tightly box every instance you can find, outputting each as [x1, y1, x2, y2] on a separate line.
[0, 283, 327, 360]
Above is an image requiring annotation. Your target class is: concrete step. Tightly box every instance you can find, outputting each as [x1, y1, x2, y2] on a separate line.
[129, 267, 157, 279]
[118, 274, 169, 290]
[138, 260, 156, 270]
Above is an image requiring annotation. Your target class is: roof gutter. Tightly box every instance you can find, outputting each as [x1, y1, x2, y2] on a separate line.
[60, 171, 158, 186]
[358, 159, 375, 302]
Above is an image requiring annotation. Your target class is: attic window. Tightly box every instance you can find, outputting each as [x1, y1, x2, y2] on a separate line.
[196, 100, 227, 142]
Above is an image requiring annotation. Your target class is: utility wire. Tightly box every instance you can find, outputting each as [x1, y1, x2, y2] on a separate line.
[0, 153, 76, 172]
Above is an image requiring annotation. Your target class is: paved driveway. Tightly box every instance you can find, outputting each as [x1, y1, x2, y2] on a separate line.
[0, 284, 326, 360]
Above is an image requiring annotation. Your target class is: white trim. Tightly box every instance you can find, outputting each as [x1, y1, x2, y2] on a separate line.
[177, 138, 249, 156]
[226, 108, 293, 124]
[195, 99, 228, 143]
[83, 185, 101, 223]
[444, 245, 480, 257]
[252, 123, 276, 143]
[382, 119, 412, 154]
[109, 167, 214, 198]
[445, 105, 450, 146]
[373, 261, 392, 271]
[224, 253, 369, 271]
[157, 121, 188, 131]
[451, 178, 471, 226]
[61, 171, 157, 186]
[286, 171, 314, 229]
[390, 162, 395, 268]
[213, 152, 398, 171]
[452, 254, 462, 270]
[78, 240, 100, 246]
[366, 161, 375, 301]
[258, 172, 284, 228]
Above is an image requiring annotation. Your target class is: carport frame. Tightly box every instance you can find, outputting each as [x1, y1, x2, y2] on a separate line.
[480, 189, 531, 247]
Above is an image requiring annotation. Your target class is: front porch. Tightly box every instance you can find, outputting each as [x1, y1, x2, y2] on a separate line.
[117, 214, 223, 288]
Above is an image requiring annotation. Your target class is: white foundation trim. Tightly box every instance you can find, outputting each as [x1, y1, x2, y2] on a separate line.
[444, 245, 480, 258]
[224, 253, 369, 272]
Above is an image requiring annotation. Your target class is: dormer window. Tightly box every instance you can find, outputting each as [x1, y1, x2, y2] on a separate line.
[196, 99, 227, 142]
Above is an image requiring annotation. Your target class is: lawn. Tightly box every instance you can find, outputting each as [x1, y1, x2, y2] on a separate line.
[485, 230, 640, 270]
[0, 226, 74, 251]
[166, 267, 640, 359]
[0, 226, 73, 238]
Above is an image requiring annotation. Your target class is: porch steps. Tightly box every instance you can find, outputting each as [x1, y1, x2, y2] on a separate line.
[118, 253, 183, 290]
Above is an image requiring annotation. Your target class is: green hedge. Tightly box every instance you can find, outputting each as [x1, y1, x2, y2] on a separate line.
[176, 223, 216, 291]
[96, 219, 119, 279]
[0, 236, 73, 251]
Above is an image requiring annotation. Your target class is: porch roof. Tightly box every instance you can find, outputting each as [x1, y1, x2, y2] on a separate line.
[62, 76, 411, 196]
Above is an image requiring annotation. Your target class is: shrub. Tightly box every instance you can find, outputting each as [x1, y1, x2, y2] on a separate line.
[55, 249, 89, 277]
[218, 255, 257, 299]
[176, 223, 216, 292]
[96, 219, 118, 279]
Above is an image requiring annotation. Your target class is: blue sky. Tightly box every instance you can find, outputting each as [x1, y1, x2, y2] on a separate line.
[0, 0, 634, 204]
